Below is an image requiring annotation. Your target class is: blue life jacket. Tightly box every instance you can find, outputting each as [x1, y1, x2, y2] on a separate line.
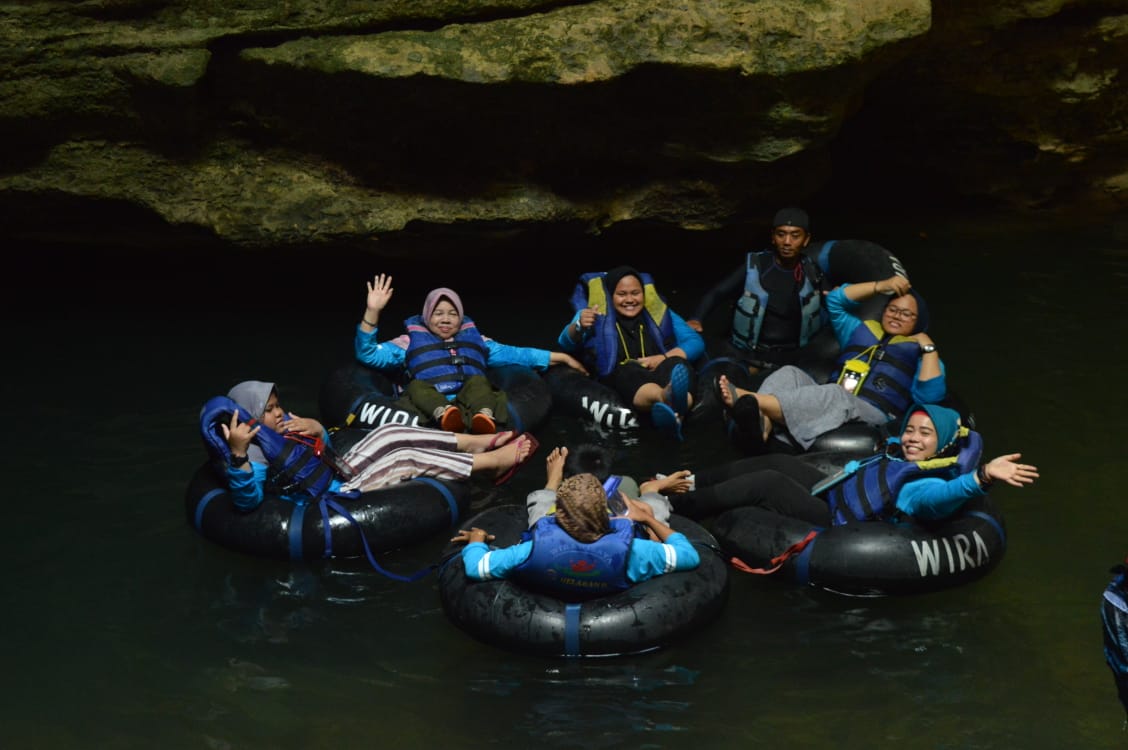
[199, 396, 342, 502]
[732, 250, 824, 351]
[821, 427, 983, 525]
[404, 314, 489, 395]
[834, 320, 924, 417]
[570, 271, 677, 378]
[514, 516, 638, 601]
[1102, 564, 1128, 710]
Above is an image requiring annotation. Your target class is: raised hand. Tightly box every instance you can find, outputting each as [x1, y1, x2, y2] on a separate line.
[221, 410, 259, 455]
[365, 273, 394, 318]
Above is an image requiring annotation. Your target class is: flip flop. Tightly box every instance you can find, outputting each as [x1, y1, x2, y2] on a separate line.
[484, 430, 515, 451]
[493, 434, 540, 486]
[650, 402, 684, 441]
[669, 363, 690, 418]
[730, 397, 767, 455]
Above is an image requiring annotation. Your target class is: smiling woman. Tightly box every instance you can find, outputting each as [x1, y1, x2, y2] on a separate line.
[353, 274, 587, 434]
[548, 266, 707, 440]
[717, 272, 944, 454]
[706, 402, 1038, 596]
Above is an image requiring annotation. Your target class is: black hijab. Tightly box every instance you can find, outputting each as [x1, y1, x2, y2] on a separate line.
[603, 266, 644, 317]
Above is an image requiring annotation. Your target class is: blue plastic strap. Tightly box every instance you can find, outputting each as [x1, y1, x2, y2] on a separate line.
[967, 510, 1007, 551]
[410, 476, 461, 524]
[321, 497, 435, 582]
[564, 603, 582, 657]
[794, 534, 816, 585]
[319, 500, 333, 558]
[193, 488, 224, 530]
[288, 502, 308, 561]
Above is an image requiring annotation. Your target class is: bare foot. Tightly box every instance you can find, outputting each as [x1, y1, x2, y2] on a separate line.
[489, 435, 535, 482]
[645, 469, 693, 495]
[545, 446, 568, 491]
[461, 430, 516, 454]
[718, 374, 751, 409]
[718, 375, 735, 409]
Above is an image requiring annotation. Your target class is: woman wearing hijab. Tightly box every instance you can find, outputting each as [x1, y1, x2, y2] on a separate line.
[219, 380, 538, 511]
[450, 473, 700, 600]
[717, 273, 945, 452]
[681, 403, 1037, 527]
[524, 443, 688, 535]
[559, 266, 706, 439]
[355, 273, 586, 434]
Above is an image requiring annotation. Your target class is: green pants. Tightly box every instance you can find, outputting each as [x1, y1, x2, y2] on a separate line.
[400, 374, 510, 427]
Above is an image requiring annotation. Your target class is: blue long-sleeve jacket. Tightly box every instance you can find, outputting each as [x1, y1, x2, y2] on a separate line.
[356, 325, 554, 372]
[825, 285, 947, 407]
[461, 532, 700, 585]
[895, 471, 985, 521]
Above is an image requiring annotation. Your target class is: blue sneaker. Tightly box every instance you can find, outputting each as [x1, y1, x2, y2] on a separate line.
[651, 402, 684, 441]
[668, 363, 690, 418]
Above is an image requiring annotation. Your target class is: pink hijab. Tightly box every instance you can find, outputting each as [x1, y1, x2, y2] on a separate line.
[422, 287, 464, 321]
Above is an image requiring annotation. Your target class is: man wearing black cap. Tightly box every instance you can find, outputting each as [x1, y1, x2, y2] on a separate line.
[687, 207, 827, 374]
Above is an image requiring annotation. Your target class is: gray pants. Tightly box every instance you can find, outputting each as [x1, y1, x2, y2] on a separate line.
[759, 365, 889, 450]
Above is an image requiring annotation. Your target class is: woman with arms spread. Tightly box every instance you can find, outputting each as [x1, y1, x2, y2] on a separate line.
[692, 402, 1037, 527]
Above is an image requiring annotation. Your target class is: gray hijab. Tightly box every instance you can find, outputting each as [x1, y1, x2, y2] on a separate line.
[227, 380, 275, 418]
[225, 380, 276, 464]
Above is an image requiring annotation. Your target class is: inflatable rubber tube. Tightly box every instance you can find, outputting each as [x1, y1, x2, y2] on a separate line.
[542, 364, 639, 431]
[437, 504, 729, 657]
[708, 451, 1007, 597]
[185, 459, 471, 561]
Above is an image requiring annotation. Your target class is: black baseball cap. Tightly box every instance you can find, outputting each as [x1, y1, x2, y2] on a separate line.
[773, 207, 810, 231]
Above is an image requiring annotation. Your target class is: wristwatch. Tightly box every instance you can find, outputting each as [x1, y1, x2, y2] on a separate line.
[229, 453, 249, 468]
[921, 344, 937, 354]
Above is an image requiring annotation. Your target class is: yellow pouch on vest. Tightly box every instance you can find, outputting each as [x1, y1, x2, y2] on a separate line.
[837, 358, 870, 394]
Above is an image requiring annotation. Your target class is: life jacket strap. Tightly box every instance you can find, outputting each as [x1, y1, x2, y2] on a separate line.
[730, 530, 819, 575]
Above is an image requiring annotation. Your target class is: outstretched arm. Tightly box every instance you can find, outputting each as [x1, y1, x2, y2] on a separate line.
[976, 453, 1039, 489]
[359, 273, 394, 332]
[549, 351, 588, 374]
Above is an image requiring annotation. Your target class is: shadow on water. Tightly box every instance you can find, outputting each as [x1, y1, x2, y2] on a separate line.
[4, 210, 1128, 748]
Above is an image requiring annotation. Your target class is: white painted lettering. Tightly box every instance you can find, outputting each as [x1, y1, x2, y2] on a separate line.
[911, 531, 991, 577]
[941, 536, 954, 573]
[357, 402, 419, 427]
[359, 403, 385, 425]
[974, 531, 990, 564]
[911, 539, 943, 576]
[954, 533, 975, 570]
[580, 397, 639, 430]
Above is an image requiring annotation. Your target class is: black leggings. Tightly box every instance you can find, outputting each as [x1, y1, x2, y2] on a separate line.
[673, 454, 832, 526]
[603, 356, 692, 406]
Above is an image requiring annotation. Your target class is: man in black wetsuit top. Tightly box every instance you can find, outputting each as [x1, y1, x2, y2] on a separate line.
[687, 207, 827, 376]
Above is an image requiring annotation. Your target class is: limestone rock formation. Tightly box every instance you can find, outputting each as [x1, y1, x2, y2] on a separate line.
[0, 0, 1124, 251]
